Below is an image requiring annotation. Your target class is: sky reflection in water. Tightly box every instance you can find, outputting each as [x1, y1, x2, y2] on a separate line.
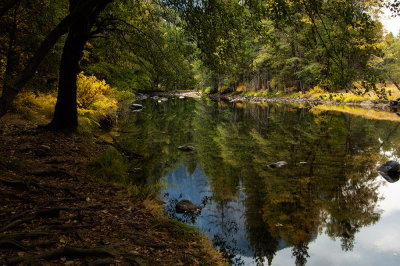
[118, 98, 400, 265]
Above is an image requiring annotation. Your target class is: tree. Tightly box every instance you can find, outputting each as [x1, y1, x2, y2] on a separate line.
[48, 0, 112, 130]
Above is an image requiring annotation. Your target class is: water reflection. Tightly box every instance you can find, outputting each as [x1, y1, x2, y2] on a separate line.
[117, 98, 400, 265]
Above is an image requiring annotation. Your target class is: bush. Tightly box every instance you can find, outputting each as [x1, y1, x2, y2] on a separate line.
[77, 72, 111, 109]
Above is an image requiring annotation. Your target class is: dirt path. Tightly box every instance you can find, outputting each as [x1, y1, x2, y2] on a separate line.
[0, 115, 225, 265]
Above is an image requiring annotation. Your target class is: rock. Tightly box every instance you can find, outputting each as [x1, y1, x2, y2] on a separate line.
[175, 200, 202, 214]
[151, 96, 159, 100]
[268, 161, 287, 168]
[378, 160, 400, 183]
[130, 104, 143, 112]
[179, 96, 185, 99]
[178, 145, 195, 152]
[161, 97, 168, 101]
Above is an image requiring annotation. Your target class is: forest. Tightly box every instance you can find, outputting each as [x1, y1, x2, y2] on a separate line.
[2, 0, 400, 265]
[1, 0, 400, 130]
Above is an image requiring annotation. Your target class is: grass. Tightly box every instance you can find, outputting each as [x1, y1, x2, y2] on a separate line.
[152, 216, 200, 239]
[311, 105, 400, 122]
[301, 84, 400, 103]
[93, 146, 130, 184]
[11, 91, 57, 121]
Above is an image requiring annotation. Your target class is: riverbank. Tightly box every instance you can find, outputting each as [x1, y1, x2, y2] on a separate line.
[0, 114, 226, 265]
[212, 93, 392, 110]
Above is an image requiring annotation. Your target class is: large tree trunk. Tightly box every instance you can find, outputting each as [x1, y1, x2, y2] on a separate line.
[47, 23, 86, 130]
[48, 0, 111, 131]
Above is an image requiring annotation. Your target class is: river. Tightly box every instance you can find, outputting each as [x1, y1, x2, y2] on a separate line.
[116, 96, 400, 266]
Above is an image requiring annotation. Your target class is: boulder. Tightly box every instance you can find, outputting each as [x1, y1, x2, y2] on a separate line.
[268, 161, 287, 168]
[378, 160, 400, 183]
[175, 200, 202, 214]
[178, 145, 195, 152]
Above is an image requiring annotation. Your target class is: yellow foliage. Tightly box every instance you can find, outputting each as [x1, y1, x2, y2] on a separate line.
[12, 91, 57, 120]
[306, 86, 325, 95]
[77, 72, 111, 109]
[236, 85, 245, 93]
[311, 105, 400, 122]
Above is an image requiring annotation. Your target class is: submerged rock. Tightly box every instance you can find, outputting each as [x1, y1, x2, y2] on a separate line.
[178, 145, 195, 152]
[268, 161, 287, 168]
[378, 160, 400, 183]
[130, 103, 144, 112]
[175, 200, 202, 214]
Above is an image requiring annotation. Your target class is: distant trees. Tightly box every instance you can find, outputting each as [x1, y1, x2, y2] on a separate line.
[0, 0, 400, 130]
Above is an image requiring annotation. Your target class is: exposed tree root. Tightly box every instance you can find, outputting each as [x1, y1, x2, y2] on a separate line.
[0, 239, 27, 250]
[0, 178, 30, 190]
[0, 246, 115, 264]
[87, 258, 116, 266]
[1, 207, 70, 232]
[0, 176, 78, 196]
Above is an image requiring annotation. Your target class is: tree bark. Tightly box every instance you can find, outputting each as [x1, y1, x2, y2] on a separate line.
[264, 67, 270, 92]
[257, 68, 261, 91]
[48, 0, 111, 131]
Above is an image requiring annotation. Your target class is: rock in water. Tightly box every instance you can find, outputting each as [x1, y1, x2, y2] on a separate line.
[178, 145, 195, 152]
[378, 160, 400, 183]
[175, 200, 202, 214]
[268, 161, 287, 168]
[130, 103, 143, 112]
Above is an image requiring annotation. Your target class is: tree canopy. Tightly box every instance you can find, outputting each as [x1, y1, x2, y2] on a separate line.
[0, 0, 400, 129]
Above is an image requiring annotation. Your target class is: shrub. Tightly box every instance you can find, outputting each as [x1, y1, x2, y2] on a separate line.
[77, 72, 111, 109]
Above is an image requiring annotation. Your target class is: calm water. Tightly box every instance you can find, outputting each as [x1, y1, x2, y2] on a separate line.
[117, 97, 400, 266]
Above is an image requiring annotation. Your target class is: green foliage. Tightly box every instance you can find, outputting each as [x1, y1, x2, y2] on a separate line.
[129, 178, 167, 200]
[93, 147, 129, 184]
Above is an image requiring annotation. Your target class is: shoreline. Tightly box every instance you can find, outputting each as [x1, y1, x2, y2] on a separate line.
[139, 91, 393, 110]
[0, 114, 226, 265]
[210, 93, 392, 110]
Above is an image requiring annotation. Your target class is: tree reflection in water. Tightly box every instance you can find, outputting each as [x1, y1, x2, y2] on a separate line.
[117, 98, 400, 265]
